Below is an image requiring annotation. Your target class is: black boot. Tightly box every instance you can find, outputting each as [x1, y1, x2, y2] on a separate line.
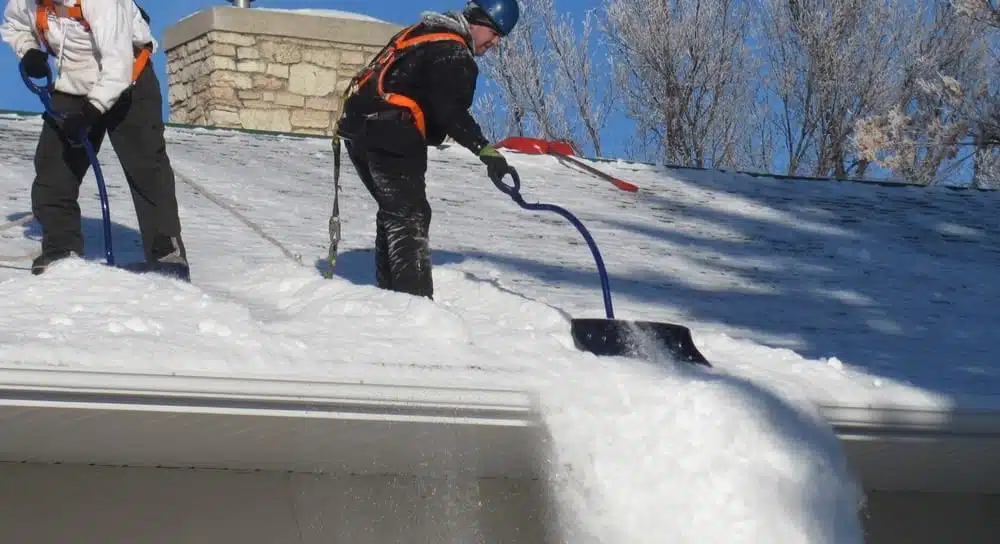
[149, 235, 190, 281]
[380, 210, 433, 299]
[31, 250, 77, 276]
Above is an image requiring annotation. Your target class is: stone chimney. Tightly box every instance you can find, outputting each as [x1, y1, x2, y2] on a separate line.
[162, 6, 402, 135]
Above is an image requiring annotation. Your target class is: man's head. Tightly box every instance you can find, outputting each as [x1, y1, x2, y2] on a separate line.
[462, 0, 520, 56]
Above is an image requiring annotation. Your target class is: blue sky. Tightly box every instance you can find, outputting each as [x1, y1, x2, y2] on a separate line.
[0, 0, 601, 114]
[0, 1, 887, 176]
[0, 0, 636, 159]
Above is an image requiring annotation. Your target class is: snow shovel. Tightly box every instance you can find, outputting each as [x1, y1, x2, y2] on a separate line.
[21, 66, 188, 281]
[492, 166, 710, 366]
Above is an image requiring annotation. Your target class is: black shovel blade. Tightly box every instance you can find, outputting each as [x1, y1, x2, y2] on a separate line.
[571, 318, 711, 367]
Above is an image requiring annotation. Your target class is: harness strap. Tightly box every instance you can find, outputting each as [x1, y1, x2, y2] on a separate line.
[35, 0, 88, 50]
[132, 45, 150, 81]
[344, 24, 468, 139]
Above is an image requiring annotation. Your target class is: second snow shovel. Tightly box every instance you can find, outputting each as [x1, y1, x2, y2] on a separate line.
[496, 136, 640, 192]
[492, 167, 710, 366]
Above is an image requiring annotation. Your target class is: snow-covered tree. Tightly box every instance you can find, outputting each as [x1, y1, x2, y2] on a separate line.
[492, 0, 571, 141]
[952, 0, 1000, 25]
[854, 2, 990, 185]
[474, 0, 615, 155]
[471, 78, 509, 142]
[951, 0, 1000, 188]
[603, 0, 757, 168]
[471, 0, 1000, 187]
[757, 0, 904, 178]
[539, 0, 616, 156]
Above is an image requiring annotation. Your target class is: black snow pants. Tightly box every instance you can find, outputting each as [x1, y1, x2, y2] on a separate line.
[32, 62, 185, 265]
[345, 125, 433, 299]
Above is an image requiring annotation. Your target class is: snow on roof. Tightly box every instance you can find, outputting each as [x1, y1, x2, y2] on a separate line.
[174, 7, 388, 25]
[254, 8, 387, 24]
[2, 111, 999, 405]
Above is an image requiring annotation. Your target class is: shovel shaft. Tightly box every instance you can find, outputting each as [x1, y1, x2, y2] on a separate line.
[82, 135, 114, 265]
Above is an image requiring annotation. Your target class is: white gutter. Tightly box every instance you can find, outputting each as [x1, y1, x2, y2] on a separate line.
[823, 403, 1000, 439]
[0, 368, 542, 477]
[2, 368, 1000, 492]
[0, 367, 536, 421]
[820, 403, 1000, 494]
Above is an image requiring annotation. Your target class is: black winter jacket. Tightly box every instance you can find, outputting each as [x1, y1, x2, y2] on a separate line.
[337, 13, 490, 156]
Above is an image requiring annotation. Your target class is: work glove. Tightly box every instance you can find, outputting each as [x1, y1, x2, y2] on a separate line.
[20, 48, 50, 79]
[59, 100, 102, 141]
[478, 144, 510, 183]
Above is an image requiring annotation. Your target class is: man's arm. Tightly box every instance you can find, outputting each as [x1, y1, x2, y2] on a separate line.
[81, 0, 134, 112]
[1, 0, 41, 58]
[423, 43, 490, 154]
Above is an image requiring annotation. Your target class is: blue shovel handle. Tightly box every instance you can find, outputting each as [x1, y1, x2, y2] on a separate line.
[20, 68, 56, 111]
[492, 167, 616, 319]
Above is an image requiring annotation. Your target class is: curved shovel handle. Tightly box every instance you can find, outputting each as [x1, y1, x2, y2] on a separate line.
[19, 64, 59, 117]
[489, 164, 616, 319]
[20, 66, 53, 95]
[490, 166, 521, 198]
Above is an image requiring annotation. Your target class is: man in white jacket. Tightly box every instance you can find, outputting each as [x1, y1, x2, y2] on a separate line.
[1, 0, 188, 279]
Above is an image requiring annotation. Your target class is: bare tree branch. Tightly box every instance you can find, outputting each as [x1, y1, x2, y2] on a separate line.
[759, 0, 904, 178]
[603, 0, 757, 168]
[855, 2, 991, 185]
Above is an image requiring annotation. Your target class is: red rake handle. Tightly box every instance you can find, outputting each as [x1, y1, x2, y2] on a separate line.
[494, 136, 641, 192]
[552, 153, 640, 192]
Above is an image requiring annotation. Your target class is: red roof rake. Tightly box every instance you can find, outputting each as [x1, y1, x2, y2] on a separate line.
[496, 136, 640, 193]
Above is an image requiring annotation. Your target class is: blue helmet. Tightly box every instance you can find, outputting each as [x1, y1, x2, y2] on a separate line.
[465, 0, 520, 37]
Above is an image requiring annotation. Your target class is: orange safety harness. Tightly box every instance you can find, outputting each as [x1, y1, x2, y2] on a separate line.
[344, 24, 468, 139]
[34, 0, 151, 83]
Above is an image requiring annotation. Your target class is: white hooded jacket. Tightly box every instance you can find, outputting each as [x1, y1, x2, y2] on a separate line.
[0, 0, 157, 112]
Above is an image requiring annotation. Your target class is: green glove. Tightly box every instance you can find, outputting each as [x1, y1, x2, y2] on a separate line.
[479, 144, 510, 182]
